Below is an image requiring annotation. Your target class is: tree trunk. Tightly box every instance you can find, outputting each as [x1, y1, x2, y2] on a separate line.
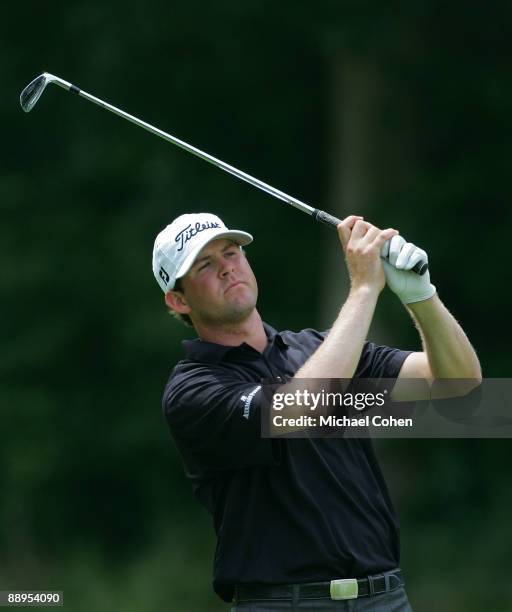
[319, 52, 384, 335]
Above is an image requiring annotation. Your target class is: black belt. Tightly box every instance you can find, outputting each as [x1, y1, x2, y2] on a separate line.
[234, 569, 404, 602]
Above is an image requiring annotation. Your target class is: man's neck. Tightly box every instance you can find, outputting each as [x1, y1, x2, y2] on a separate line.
[194, 309, 268, 353]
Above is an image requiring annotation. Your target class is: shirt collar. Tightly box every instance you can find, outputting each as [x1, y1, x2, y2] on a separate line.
[263, 322, 289, 349]
[182, 321, 289, 364]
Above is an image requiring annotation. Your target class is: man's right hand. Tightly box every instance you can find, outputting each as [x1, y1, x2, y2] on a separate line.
[337, 216, 398, 293]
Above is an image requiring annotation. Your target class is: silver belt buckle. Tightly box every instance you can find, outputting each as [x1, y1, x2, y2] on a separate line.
[330, 578, 358, 600]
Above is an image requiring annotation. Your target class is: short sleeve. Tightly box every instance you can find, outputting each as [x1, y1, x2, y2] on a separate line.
[163, 366, 281, 471]
[316, 331, 411, 380]
[355, 342, 412, 379]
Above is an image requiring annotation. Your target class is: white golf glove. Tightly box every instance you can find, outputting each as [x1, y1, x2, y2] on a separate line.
[381, 236, 436, 304]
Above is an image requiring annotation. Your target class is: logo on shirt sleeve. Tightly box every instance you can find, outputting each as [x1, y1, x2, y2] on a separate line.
[239, 386, 261, 419]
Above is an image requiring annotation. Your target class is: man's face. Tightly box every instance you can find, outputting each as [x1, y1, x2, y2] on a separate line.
[177, 238, 258, 326]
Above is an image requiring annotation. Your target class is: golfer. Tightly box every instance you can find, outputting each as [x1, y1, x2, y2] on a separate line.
[152, 212, 481, 611]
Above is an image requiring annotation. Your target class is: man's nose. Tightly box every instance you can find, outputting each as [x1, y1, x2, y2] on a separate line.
[219, 259, 235, 276]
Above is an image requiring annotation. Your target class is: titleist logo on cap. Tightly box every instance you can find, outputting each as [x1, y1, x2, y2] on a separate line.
[175, 221, 221, 252]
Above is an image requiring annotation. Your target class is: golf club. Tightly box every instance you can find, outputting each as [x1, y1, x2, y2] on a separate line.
[20, 72, 428, 275]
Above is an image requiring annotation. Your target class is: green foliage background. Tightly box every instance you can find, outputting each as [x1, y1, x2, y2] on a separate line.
[1, 2, 511, 610]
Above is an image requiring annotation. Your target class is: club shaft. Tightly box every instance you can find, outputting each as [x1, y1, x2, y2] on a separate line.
[52, 77, 316, 216]
[38, 74, 427, 275]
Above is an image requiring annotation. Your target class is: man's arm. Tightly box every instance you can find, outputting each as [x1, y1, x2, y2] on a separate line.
[399, 294, 482, 381]
[270, 216, 398, 434]
[294, 216, 397, 380]
[381, 235, 482, 395]
[294, 285, 379, 380]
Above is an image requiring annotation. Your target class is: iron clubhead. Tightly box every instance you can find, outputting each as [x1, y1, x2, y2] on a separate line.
[20, 73, 54, 112]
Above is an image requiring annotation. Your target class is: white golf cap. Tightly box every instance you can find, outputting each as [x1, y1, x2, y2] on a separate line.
[152, 213, 253, 292]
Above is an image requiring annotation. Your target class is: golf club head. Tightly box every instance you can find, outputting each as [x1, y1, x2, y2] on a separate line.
[20, 73, 56, 112]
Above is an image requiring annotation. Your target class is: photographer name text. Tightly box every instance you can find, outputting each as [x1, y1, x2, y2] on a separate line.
[272, 414, 413, 428]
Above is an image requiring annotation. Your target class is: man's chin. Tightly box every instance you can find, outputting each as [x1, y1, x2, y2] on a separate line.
[192, 300, 256, 326]
[222, 301, 256, 324]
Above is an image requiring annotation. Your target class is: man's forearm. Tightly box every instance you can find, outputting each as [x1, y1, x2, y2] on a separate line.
[270, 217, 393, 435]
[295, 286, 379, 379]
[270, 286, 379, 435]
[407, 294, 482, 379]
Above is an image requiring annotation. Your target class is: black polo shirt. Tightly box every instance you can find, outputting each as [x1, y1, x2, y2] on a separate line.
[163, 323, 411, 603]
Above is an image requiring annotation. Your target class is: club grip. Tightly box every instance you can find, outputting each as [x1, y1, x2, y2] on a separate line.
[412, 261, 429, 275]
[312, 208, 429, 276]
[312, 209, 343, 227]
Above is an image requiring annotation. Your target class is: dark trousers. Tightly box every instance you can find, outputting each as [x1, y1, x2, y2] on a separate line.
[230, 586, 413, 611]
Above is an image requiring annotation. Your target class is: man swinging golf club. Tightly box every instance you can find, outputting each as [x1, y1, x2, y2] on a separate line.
[19, 71, 479, 608]
[153, 212, 481, 611]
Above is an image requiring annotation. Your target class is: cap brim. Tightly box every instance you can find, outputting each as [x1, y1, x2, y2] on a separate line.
[175, 229, 253, 283]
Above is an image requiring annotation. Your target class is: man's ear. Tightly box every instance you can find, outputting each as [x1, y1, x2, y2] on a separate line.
[165, 290, 191, 315]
